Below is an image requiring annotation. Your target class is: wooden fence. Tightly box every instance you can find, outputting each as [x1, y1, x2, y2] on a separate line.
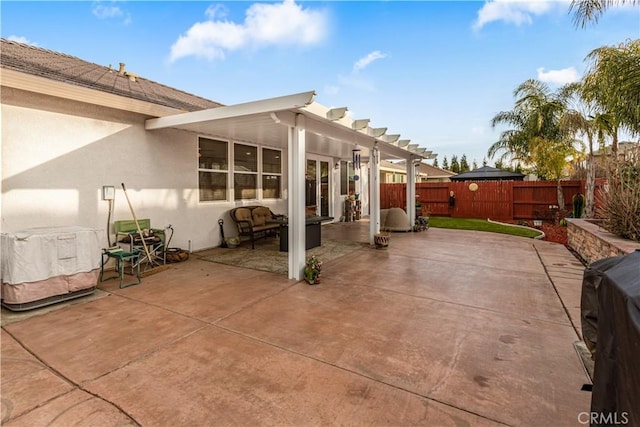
[381, 180, 593, 221]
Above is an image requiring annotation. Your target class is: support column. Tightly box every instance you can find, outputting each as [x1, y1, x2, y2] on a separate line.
[406, 158, 417, 228]
[288, 114, 306, 280]
[369, 143, 380, 245]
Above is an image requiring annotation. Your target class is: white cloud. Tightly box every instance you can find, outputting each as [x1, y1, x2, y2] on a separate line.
[7, 35, 37, 46]
[205, 4, 228, 20]
[353, 50, 387, 73]
[537, 66, 579, 85]
[472, 0, 568, 31]
[92, 1, 131, 25]
[170, 0, 328, 62]
[92, 3, 123, 19]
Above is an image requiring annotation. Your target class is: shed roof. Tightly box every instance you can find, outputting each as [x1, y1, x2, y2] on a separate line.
[450, 166, 524, 181]
[0, 38, 222, 112]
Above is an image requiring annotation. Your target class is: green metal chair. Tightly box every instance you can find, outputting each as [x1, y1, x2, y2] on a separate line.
[100, 247, 141, 288]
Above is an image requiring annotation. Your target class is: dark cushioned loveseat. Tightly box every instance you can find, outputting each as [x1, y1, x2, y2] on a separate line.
[229, 206, 283, 249]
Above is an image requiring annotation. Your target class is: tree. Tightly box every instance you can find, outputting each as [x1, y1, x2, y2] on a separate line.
[442, 156, 449, 170]
[581, 39, 640, 151]
[450, 155, 460, 173]
[460, 154, 470, 173]
[570, 0, 639, 28]
[558, 82, 614, 217]
[432, 158, 439, 168]
[488, 79, 577, 208]
[472, 159, 479, 170]
[482, 157, 488, 167]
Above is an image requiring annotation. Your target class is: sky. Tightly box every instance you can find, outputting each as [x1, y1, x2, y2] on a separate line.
[2, 0, 638, 167]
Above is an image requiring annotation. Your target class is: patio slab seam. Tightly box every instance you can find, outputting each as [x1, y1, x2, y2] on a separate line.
[210, 323, 511, 427]
[532, 245, 582, 340]
[103, 276, 303, 325]
[389, 246, 552, 277]
[344, 281, 575, 329]
[1, 327, 142, 426]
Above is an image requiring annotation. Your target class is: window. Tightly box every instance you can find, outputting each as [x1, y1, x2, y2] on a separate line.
[262, 148, 282, 199]
[234, 144, 258, 200]
[199, 138, 228, 201]
[197, 138, 282, 202]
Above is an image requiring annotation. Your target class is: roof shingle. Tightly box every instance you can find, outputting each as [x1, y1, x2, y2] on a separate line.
[0, 38, 223, 112]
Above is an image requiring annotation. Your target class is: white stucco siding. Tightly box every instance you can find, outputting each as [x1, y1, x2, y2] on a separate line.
[1, 88, 287, 252]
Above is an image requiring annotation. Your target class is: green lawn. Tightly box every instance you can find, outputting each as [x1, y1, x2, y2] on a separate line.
[428, 217, 542, 239]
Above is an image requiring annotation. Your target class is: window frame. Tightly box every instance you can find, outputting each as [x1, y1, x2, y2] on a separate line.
[197, 136, 283, 203]
[261, 147, 282, 200]
[198, 137, 229, 202]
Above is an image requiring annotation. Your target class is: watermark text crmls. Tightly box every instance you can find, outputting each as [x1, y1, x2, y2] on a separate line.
[578, 412, 629, 425]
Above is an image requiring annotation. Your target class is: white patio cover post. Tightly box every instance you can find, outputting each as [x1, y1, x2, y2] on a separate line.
[406, 158, 416, 227]
[288, 114, 306, 280]
[369, 143, 381, 245]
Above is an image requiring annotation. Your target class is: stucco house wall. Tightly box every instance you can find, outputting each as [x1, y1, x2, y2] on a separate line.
[1, 87, 289, 251]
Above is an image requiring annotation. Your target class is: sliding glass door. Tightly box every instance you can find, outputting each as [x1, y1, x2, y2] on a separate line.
[305, 157, 331, 217]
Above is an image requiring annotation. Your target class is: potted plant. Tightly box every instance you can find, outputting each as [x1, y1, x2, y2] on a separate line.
[374, 210, 391, 249]
[304, 255, 322, 285]
[225, 236, 240, 248]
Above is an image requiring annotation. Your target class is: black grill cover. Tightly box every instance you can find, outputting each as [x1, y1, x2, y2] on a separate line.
[581, 255, 628, 358]
[590, 250, 640, 426]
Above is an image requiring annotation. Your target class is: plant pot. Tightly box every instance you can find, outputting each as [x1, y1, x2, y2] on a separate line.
[374, 232, 390, 249]
[304, 269, 320, 285]
[225, 237, 240, 248]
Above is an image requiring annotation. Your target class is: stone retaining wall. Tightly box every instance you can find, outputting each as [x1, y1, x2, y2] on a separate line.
[567, 219, 640, 265]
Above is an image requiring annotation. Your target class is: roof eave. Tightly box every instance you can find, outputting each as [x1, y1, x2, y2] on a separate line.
[1, 68, 183, 117]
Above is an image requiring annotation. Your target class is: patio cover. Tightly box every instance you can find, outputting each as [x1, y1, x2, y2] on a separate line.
[146, 91, 431, 280]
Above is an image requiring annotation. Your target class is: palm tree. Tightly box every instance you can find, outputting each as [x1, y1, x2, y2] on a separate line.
[581, 39, 640, 150]
[569, 0, 639, 28]
[558, 82, 610, 217]
[489, 79, 573, 207]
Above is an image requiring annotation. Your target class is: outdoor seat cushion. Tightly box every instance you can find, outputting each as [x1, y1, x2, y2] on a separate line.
[233, 208, 253, 224]
[252, 223, 279, 233]
[252, 207, 272, 226]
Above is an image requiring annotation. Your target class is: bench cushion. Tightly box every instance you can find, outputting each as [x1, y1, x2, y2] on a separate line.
[233, 208, 253, 223]
[252, 207, 271, 226]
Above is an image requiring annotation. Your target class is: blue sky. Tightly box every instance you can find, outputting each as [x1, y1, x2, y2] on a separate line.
[2, 1, 638, 167]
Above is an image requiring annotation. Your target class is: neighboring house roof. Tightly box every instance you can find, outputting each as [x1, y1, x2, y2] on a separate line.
[380, 160, 456, 178]
[450, 166, 524, 181]
[417, 162, 457, 178]
[0, 38, 223, 112]
[380, 160, 413, 173]
[593, 141, 639, 157]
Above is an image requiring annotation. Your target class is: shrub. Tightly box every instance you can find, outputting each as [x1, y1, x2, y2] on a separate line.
[597, 146, 640, 242]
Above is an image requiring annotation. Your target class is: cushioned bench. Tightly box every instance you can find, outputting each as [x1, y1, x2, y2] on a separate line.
[229, 206, 283, 249]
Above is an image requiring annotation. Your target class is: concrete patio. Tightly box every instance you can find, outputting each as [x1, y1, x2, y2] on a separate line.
[1, 223, 591, 426]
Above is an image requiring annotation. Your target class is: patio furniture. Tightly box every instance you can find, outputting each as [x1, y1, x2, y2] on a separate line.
[229, 206, 284, 249]
[100, 247, 141, 288]
[279, 216, 333, 252]
[114, 219, 166, 270]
